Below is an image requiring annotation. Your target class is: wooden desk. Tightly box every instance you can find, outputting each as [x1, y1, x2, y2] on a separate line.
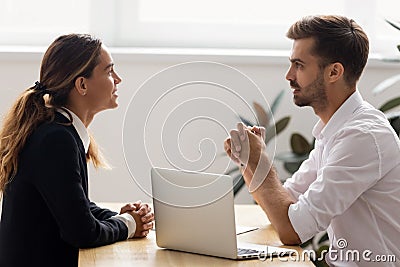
[79, 203, 313, 266]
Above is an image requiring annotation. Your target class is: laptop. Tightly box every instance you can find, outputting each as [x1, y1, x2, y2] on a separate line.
[150, 167, 297, 260]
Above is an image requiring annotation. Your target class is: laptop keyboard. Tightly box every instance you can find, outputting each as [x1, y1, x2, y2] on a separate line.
[237, 248, 260, 255]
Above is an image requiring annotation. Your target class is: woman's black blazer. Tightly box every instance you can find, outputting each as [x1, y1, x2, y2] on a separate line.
[0, 113, 128, 267]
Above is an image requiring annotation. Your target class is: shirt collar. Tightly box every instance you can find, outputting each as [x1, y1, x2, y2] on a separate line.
[57, 108, 90, 153]
[312, 90, 364, 141]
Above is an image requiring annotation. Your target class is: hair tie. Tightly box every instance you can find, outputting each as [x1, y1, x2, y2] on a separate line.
[33, 81, 49, 94]
[33, 81, 46, 91]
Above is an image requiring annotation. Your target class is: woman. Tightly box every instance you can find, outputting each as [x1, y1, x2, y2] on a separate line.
[0, 34, 154, 267]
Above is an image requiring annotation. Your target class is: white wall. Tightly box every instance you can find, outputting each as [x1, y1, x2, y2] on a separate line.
[0, 49, 399, 208]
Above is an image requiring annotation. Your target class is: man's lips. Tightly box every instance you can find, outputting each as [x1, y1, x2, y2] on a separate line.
[292, 88, 301, 94]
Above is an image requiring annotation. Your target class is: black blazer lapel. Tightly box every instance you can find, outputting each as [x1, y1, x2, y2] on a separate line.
[55, 112, 89, 195]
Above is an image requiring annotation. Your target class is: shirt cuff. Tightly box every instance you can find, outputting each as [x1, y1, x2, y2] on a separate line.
[288, 200, 319, 243]
[283, 182, 300, 201]
[112, 213, 137, 239]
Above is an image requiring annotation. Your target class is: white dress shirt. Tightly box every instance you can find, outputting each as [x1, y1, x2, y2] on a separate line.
[58, 108, 136, 238]
[283, 91, 400, 266]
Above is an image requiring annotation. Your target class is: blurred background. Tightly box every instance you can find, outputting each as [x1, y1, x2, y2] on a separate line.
[0, 0, 399, 206]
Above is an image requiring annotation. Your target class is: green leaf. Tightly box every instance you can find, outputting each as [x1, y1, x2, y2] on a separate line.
[232, 173, 245, 196]
[264, 125, 276, 145]
[300, 239, 312, 249]
[253, 101, 269, 127]
[385, 19, 400, 31]
[270, 90, 285, 115]
[372, 74, 400, 95]
[225, 166, 240, 175]
[275, 116, 290, 135]
[283, 161, 303, 174]
[276, 151, 308, 174]
[238, 116, 254, 127]
[275, 151, 309, 163]
[379, 96, 400, 113]
[264, 116, 290, 145]
[388, 114, 400, 136]
[317, 232, 329, 244]
[316, 245, 330, 266]
[291, 133, 312, 155]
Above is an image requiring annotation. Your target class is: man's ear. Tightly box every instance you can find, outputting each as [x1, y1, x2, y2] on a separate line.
[74, 77, 87, 96]
[327, 62, 344, 83]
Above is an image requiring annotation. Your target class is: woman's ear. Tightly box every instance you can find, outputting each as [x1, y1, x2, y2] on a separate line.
[327, 62, 344, 83]
[74, 77, 87, 96]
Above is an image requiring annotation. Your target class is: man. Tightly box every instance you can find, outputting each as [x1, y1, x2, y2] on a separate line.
[225, 15, 400, 266]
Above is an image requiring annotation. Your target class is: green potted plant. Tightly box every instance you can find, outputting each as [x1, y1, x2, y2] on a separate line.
[372, 19, 400, 136]
[385, 19, 400, 53]
[275, 133, 314, 175]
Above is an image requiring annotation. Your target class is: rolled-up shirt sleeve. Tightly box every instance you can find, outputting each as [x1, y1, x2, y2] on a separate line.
[287, 127, 381, 243]
[284, 148, 318, 201]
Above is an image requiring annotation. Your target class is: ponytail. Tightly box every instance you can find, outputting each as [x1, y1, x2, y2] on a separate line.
[87, 133, 110, 169]
[0, 87, 55, 192]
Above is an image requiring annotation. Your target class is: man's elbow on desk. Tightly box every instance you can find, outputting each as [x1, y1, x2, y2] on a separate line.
[278, 230, 301, 246]
[264, 198, 302, 245]
[276, 227, 301, 246]
[275, 221, 302, 246]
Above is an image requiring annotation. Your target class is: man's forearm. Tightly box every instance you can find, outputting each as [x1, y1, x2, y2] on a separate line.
[248, 154, 301, 245]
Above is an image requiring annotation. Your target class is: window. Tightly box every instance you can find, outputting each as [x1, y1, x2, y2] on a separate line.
[0, 0, 90, 46]
[113, 0, 344, 49]
[1, 0, 400, 56]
